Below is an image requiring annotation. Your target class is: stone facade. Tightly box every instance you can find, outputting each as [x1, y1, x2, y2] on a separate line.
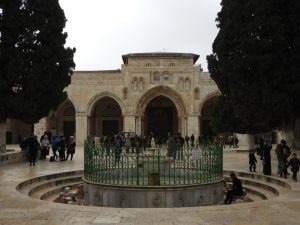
[9, 52, 295, 149]
[35, 52, 221, 146]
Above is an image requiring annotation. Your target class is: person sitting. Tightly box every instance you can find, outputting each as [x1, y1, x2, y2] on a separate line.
[224, 172, 243, 204]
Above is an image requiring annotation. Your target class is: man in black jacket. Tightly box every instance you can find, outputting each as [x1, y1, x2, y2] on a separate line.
[224, 172, 243, 204]
[25, 135, 40, 166]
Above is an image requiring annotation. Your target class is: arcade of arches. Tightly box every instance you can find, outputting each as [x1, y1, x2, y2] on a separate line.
[5, 52, 298, 149]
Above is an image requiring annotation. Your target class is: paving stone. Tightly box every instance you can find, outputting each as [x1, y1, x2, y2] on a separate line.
[0, 145, 300, 224]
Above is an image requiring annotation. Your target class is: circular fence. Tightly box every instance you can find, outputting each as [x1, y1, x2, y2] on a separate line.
[84, 143, 223, 187]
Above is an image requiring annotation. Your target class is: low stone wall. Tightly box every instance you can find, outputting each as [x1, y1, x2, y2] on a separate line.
[84, 179, 224, 208]
[0, 150, 27, 166]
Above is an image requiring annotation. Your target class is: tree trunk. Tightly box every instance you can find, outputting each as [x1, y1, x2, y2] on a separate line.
[0, 118, 6, 153]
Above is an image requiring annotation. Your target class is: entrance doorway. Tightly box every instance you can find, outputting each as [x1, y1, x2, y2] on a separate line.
[144, 96, 178, 141]
[201, 97, 218, 139]
[102, 120, 119, 137]
[63, 121, 75, 141]
[89, 97, 123, 138]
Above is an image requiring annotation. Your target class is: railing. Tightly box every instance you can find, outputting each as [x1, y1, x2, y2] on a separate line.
[84, 143, 223, 187]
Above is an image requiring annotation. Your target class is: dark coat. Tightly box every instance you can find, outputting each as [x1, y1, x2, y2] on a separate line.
[232, 177, 243, 196]
[67, 141, 76, 154]
[25, 136, 40, 154]
[249, 152, 257, 164]
[288, 158, 300, 172]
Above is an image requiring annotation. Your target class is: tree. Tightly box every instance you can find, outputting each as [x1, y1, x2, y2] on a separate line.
[0, 0, 75, 150]
[207, 0, 300, 134]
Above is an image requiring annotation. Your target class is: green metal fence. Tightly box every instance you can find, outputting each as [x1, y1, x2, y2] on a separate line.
[84, 143, 223, 186]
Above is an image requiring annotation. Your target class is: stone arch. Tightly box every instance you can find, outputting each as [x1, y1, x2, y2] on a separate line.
[136, 85, 187, 117]
[199, 90, 221, 115]
[55, 98, 76, 117]
[89, 96, 123, 137]
[52, 99, 76, 139]
[87, 92, 125, 117]
[199, 90, 221, 139]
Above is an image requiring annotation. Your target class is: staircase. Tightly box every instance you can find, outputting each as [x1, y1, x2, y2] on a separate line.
[223, 170, 291, 202]
[16, 170, 84, 202]
[16, 169, 291, 205]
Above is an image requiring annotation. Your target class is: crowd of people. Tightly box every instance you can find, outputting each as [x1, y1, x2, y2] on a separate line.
[250, 138, 299, 181]
[20, 132, 76, 166]
[226, 138, 300, 205]
[86, 132, 214, 154]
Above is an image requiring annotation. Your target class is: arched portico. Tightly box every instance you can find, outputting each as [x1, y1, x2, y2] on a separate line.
[136, 86, 187, 137]
[88, 96, 123, 138]
[200, 95, 219, 138]
[34, 98, 76, 143]
[87, 92, 125, 117]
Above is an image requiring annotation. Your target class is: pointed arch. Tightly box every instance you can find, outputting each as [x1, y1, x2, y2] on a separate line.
[136, 85, 186, 116]
[87, 92, 125, 117]
[199, 90, 221, 115]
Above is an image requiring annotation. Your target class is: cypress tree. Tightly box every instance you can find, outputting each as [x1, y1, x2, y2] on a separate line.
[207, 0, 300, 134]
[0, 0, 75, 149]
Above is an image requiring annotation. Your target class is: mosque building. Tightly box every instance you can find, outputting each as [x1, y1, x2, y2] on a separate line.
[5, 52, 300, 148]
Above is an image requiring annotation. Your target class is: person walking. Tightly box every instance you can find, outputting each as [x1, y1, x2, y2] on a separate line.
[51, 134, 59, 160]
[287, 153, 300, 182]
[66, 136, 76, 160]
[40, 134, 50, 160]
[275, 139, 291, 178]
[190, 134, 195, 147]
[58, 135, 66, 161]
[249, 149, 257, 172]
[25, 135, 40, 166]
[224, 172, 243, 204]
[262, 139, 272, 175]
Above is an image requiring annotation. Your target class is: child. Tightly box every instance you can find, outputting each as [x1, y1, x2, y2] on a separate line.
[287, 153, 300, 182]
[249, 149, 257, 172]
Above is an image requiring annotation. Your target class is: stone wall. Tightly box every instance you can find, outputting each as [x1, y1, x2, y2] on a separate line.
[84, 179, 224, 208]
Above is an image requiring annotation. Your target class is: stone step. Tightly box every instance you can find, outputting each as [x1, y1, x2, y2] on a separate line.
[28, 175, 83, 197]
[30, 181, 83, 200]
[224, 172, 290, 201]
[16, 170, 83, 193]
[223, 170, 291, 190]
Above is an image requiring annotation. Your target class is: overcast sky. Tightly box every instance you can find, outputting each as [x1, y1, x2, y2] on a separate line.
[59, 0, 222, 71]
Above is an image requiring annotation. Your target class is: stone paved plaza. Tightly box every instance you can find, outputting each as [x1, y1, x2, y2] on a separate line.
[1, 146, 300, 225]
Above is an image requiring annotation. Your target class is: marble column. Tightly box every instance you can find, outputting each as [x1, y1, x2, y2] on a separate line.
[187, 115, 199, 137]
[76, 113, 88, 146]
[123, 115, 136, 133]
[135, 116, 142, 136]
